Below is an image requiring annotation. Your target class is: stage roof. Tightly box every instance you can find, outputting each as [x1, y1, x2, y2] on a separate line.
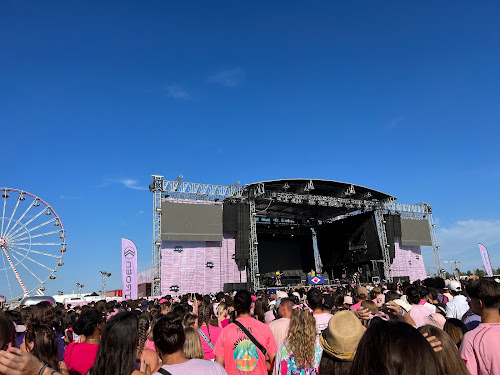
[244, 178, 395, 221]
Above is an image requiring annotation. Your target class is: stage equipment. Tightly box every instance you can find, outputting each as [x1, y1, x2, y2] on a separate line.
[150, 177, 442, 292]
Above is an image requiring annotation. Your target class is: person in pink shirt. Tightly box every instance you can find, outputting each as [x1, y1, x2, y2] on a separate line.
[197, 304, 222, 360]
[371, 287, 385, 308]
[349, 286, 369, 312]
[306, 288, 333, 335]
[215, 290, 277, 375]
[64, 310, 104, 375]
[405, 286, 432, 328]
[460, 279, 500, 375]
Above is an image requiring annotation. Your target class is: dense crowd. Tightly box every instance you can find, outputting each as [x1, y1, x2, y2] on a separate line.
[0, 276, 499, 375]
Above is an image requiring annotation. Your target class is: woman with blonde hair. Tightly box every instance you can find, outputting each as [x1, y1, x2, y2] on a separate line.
[273, 305, 322, 375]
[217, 302, 230, 328]
[183, 327, 205, 360]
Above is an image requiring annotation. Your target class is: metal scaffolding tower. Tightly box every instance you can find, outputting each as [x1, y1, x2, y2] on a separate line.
[150, 175, 164, 297]
[374, 210, 393, 281]
[249, 195, 260, 289]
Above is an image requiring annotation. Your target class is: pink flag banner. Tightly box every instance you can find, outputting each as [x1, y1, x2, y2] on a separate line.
[122, 238, 138, 299]
[478, 243, 493, 277]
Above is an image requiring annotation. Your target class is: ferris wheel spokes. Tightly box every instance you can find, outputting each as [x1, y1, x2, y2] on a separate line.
[2, 194, 22, 237]
[6, 213, 55, 240]
[0, 246, 28, 295]
[6, 247, 55, 272]
[6, 207, 47, 239]
[15, 229, 63, 242]
[3, 199, 37, 239]
[7, 246, 60, 259]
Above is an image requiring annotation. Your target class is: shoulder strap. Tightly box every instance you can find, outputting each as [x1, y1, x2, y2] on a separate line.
[158, 368, 173, 375]
[197, 328, 215, 350]
[233, 320, 267, 356]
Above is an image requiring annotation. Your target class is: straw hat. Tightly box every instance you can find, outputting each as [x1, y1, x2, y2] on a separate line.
[320, 310, 366, 361]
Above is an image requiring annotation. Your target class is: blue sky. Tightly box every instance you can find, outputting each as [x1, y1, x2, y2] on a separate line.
[1, 1, 499, 295]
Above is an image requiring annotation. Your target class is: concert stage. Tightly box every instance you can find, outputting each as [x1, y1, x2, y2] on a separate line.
[149, 177, 440, 296]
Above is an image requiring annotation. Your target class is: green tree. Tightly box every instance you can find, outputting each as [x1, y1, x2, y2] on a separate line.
[466, 270, 472, 276]
[474, 269, 486, 277]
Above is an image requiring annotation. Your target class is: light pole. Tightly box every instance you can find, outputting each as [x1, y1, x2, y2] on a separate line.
[76, 282, 84, 297]
[100, 271, 112, 298]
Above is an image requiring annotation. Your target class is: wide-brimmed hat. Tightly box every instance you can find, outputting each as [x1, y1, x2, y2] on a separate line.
[320, 310, 366, 361]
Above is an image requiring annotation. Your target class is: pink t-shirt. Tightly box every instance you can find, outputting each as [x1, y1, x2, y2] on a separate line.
[409, 305, 432, 328]
[153, 359, 227, 375]
[198, 325, 222, 360]
[460, 323, 500, 375]
[146, 338, 155, 351]
[350, 302, 362, 311]
[373, 294, 385, 307]
[313, 313, 333, 335]
[64, 341, 98, 375]
[214, 317, 277, 375]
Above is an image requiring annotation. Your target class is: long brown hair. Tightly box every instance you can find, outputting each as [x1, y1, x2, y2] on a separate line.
[25, 323, 59, 370]
[443, 318, 469, 348]
[197, 305, 214, 338]
[285, 308, 317, 368]
[137, 315, 149, 360]
[418, 325, 469, 375]
[0, 313, 16, 351]
[350, 320, 444, 375]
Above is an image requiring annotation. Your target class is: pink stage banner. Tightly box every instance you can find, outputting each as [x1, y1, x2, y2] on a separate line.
[122, 238, 138, 299]
[478, 243, 493, 277]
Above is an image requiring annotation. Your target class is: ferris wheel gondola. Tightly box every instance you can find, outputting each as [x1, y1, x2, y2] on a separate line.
[0, 188, 66, 302]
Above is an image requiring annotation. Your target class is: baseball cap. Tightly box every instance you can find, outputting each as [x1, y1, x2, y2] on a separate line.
[276, 291, 288, 299]
[356, 286, 368, 297]
[266, 289, 277, 297]
[343, 296, 354, 305]
[448, 280, 462, 292]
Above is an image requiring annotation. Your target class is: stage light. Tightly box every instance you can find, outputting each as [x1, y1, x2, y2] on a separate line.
[432, 224, 436, 227]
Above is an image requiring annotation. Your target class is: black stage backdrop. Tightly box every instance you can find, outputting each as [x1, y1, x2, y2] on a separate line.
[257, 230, 315, 274]
[316, 211, 382, 277]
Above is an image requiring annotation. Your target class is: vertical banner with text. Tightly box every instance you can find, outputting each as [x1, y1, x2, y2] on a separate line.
[122, 238, 138, 299]
[478, 243, 493, 277]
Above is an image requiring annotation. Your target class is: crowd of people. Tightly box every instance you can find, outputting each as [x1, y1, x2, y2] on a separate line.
[0, 276, 499, 375]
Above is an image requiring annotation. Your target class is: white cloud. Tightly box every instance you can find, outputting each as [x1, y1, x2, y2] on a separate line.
[137, 210, 145, 216]
[430, 219, 500, 273]
[166, 85, 191, 100]
[208, 68, 245, 87]
[106, 178, 147, 191]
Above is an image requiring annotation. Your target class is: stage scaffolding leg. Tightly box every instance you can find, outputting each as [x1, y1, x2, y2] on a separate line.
[374, 210, 393, 282]
[427, 213, 442, 277]
[150, 175, 164, 297]
[249, 196, 260, 290]
[311, 228, 323, 275]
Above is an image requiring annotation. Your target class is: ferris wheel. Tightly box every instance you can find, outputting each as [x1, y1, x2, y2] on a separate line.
[0, 188, 66, 302]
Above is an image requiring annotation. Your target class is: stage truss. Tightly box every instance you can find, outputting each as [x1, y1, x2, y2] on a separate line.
[150, 175, 441, 294]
